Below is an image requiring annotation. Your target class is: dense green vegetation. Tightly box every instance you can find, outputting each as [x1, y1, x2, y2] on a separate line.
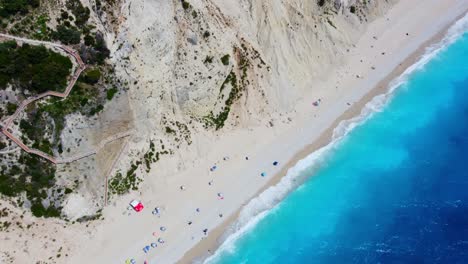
[84, 34, 95, 46]
[6, 102, 17, 115]
[181, 0, 191, 10]
[108, 161, 142, 196]
[19, 119, 54, 155]
[0, 41, 72, 93]
[82, 68, 101, 84]
[109, 141, 169, 195]
[0, 154, 61, 218]
[143, 141, 159, 172]
[66, 0, 90, 27]
[52, 25, 81, 45]
[0, 0, 39, 18]
[106, 87, 117, 100]
[220, 54, 230, 65]
[50, 0, 89, 45]
[205, 71, 240, 130]
[7, 13, 51, 40]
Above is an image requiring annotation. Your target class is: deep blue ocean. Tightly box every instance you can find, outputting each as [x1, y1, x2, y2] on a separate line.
[208, 18, 468, 264]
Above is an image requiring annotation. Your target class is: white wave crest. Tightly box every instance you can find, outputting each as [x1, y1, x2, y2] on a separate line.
[203, 13, 468, 264]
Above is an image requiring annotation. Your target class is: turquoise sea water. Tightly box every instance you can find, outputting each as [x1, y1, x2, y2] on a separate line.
[208, 17, 468, 264]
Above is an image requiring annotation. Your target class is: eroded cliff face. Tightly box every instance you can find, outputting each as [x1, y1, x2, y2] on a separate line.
[110, 0, 396, 126]
[57, 0, 397, 219]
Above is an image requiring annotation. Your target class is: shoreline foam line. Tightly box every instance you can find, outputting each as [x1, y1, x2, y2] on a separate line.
[201, 12, 468, 264]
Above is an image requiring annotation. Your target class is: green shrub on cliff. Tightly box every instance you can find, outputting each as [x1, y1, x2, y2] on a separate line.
[0, 41, 72, 93]
[0, 0, 39, 18]
[221, 54, 230, 65]
[52, 25, 81, 44]
[82, 68, 101, 84]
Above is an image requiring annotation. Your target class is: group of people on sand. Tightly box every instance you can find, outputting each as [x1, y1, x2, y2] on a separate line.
[128, 155, 280, 264]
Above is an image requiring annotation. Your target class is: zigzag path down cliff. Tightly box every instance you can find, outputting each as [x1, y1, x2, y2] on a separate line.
[0, 33, 133, 164]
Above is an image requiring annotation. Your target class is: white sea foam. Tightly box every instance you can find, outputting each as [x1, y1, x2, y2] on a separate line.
[203, 13, 468, 264]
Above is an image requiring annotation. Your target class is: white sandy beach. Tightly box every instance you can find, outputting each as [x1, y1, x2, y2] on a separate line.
[68, 1, 468, 263]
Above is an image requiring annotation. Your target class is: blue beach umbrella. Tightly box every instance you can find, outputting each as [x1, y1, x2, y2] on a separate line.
[143, 245, 151, 253]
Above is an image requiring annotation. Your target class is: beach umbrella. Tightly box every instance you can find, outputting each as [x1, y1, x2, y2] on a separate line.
[273, 161, 279, 166]
[130, 259, 136, 264]
[160, 226, 166, 231]
[151, 242, 157, 248]
[143, 245, 151, 253]
[153, 232, 158, 236]
[158, 238, 165, 243]
[261, 172, 266, 177]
